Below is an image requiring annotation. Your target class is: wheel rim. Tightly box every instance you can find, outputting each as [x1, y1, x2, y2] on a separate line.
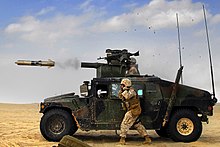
[176, 118, 194, 136]
[48, 116, 65, 135]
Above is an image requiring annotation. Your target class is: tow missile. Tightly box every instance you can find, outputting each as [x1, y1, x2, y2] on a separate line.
[15, 59, 55, 68]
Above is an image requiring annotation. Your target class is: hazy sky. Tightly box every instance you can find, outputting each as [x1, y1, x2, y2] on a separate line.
[0, 0, 220, 103]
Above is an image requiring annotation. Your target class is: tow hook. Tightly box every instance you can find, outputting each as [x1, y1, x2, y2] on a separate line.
[201, 115, 209, 124]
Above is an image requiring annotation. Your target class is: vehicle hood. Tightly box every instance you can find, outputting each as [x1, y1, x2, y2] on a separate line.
[44, 92, 78, 102]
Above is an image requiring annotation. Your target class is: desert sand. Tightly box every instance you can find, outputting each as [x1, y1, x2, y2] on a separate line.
[0, 103, 220, 147]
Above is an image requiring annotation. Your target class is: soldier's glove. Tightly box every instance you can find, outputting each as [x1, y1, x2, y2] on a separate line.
[122, 90, 129, 99]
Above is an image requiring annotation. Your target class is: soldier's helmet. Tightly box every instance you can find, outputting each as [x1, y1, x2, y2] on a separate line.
[121, 78, 132, 87]
[130, 57, 136, 64]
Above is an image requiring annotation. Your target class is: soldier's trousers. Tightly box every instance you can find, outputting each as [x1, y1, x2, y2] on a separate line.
[120, 111, 148, 138]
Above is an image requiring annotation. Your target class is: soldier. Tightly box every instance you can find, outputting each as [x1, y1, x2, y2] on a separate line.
[126, 57, 140, 75]
[118, 78, 151, 145]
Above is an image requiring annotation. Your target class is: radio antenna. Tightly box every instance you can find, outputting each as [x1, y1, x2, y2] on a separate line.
[202, 4, 215, 97]
[176, 13, 183, 84]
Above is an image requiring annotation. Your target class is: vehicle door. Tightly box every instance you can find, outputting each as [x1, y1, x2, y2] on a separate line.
[93, 82, 110, 123]
[108, 82, 125, 127]
[140, 81, 164, 128]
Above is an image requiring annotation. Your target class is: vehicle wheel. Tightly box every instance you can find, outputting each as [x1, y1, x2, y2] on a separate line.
[168, 109, 202, 142]
[155, 125, 169, 138]
[40, 109, 78, 141]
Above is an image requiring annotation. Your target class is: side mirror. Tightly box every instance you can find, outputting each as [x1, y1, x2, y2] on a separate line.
[80, 84, 88, 97]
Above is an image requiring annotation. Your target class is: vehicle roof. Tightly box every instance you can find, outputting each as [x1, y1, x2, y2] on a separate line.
[92, 75, 161, 83]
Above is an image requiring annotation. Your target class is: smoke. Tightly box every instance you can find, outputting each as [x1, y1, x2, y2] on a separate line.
[56, 58, 80, 70]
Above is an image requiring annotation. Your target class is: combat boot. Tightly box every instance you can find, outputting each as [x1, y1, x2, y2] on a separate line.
[143, 135, 151, 144]
[119, 137, 126, 145]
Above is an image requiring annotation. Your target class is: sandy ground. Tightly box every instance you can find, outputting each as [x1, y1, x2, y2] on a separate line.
[0, 103, 220, 147]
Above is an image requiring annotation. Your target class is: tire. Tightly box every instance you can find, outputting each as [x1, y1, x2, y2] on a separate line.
[155, 125, 169, 138]
[168, 109, 202, 142]
[40, 109, 78, 141]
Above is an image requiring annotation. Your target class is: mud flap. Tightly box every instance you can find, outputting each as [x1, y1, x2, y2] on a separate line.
[58, 135, 91, 147]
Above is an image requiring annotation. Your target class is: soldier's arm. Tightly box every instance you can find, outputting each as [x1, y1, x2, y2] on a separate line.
[118, 90, 124, 100]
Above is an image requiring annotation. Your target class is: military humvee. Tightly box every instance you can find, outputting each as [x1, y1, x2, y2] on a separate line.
[39, 49, 217, 142]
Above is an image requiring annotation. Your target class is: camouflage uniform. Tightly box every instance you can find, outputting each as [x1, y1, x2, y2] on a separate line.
[118, 78, 151, 144]
[127, 65, 140, 75]
[126, 57, 140, 75]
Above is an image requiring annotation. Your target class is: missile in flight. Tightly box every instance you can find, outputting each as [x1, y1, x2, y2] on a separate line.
[15, 59, 55, 68]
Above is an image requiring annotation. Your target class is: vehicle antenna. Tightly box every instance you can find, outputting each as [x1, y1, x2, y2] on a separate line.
[176, 13, 183, 84]
[202, 4, 215, 97]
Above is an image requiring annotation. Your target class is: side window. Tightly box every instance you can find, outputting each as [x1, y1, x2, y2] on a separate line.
[110, 82, 144, 99]
[111, 83, 120, 98]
